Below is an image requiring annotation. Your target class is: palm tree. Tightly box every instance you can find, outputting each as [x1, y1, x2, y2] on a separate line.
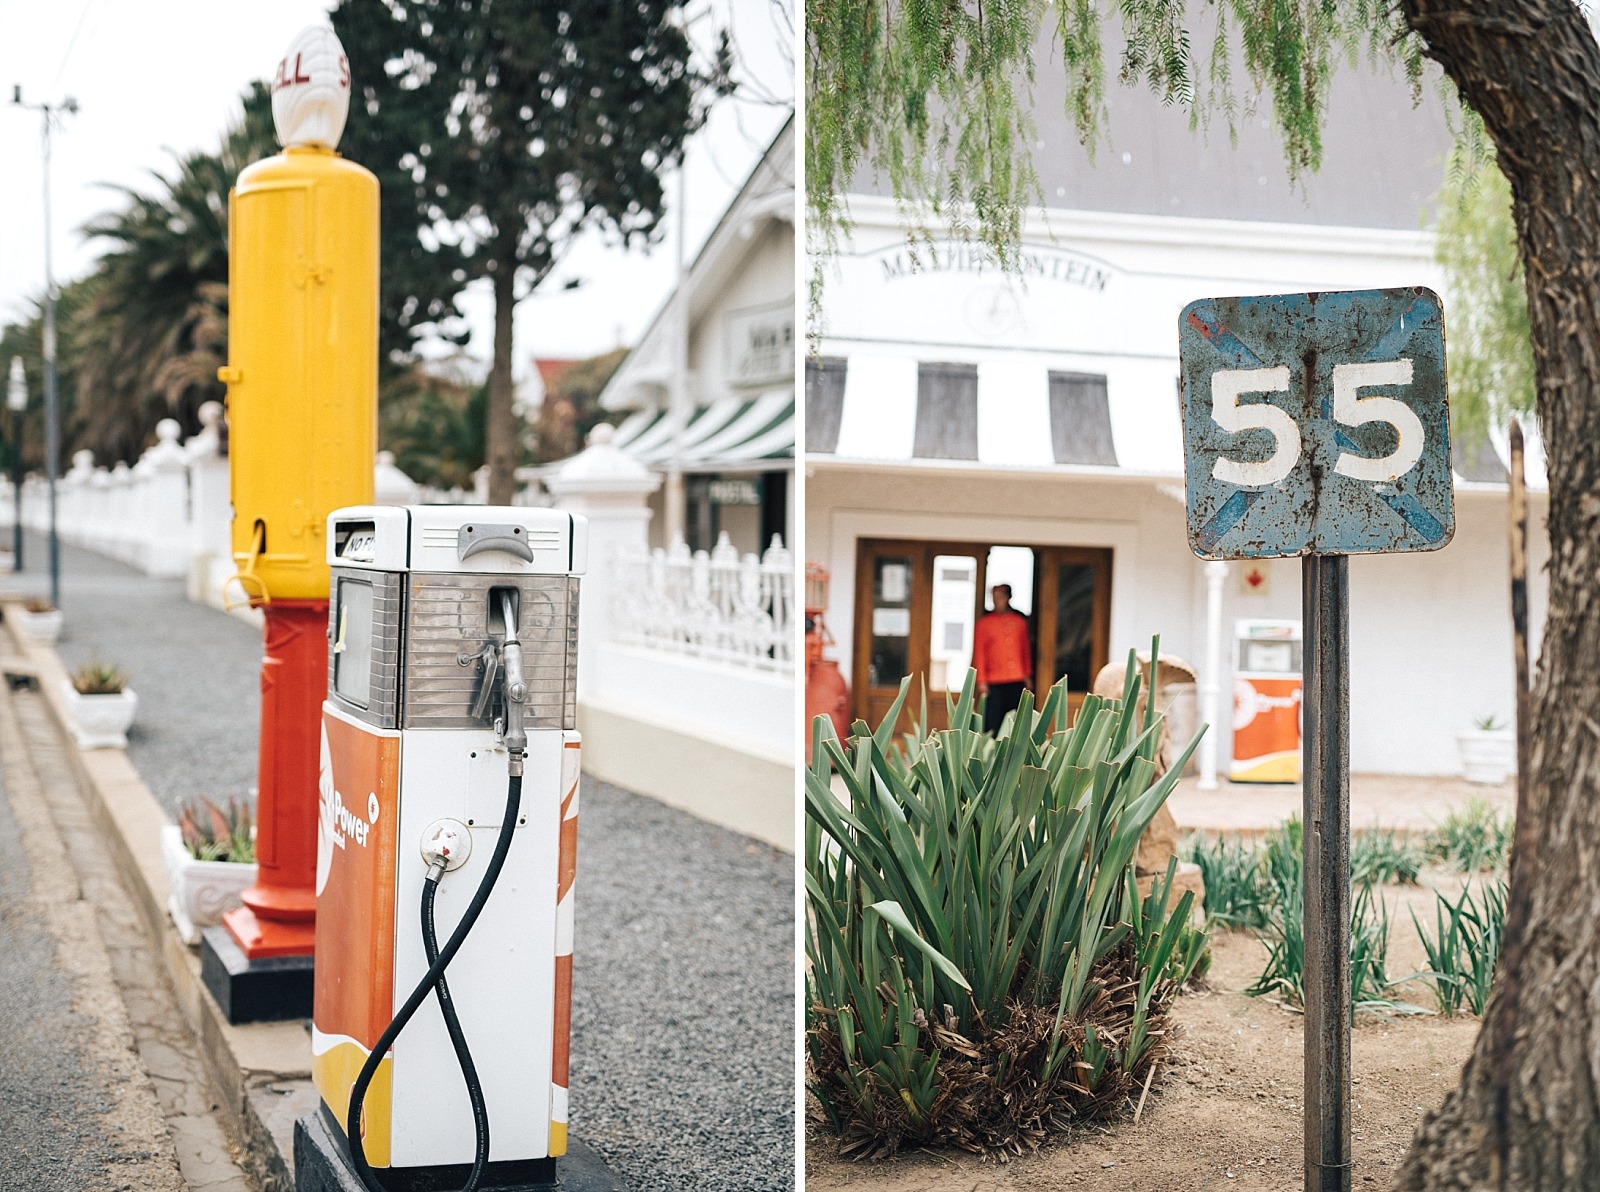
[68, 82, 277, 463]
[0, 277, 93, 473]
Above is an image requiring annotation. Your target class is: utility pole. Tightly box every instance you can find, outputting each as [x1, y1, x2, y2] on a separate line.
[11, 86, 76, 608]
[664, 161, 688, 547]
[7, 357, 23, 570]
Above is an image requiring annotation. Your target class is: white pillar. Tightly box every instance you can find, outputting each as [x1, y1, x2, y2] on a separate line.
[374, 450, 422, 506]
[142, 419, 191, 577]
[63, 449, 94, 546]
[1199, 560, 1229, 790]
[543, 423, 661, 700]
[187, 402, 231, 604]
[108, 462, 133, 561]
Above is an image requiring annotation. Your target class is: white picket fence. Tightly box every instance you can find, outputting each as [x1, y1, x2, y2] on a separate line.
[612, 533, 794, 672]
[0, 414, 796, 844]
[0, 404, 423, 601]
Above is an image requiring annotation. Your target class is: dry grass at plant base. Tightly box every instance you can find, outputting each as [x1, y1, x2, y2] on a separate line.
[805, 873, 1483, 1191]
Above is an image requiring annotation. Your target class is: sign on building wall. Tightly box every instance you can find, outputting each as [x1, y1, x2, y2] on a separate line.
[707, 479, 762, 506]
[1180, 287, 1453, 559]
[728, 302, 794, 389]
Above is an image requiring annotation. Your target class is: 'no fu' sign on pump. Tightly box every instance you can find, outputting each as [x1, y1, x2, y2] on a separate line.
[1180, 287, 1453, 559]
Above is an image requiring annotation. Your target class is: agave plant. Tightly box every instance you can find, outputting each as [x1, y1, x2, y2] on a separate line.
[806, 643, 1206, 1157]
[177, 797, 255, 864]
[1412, 878, 1507, 1016]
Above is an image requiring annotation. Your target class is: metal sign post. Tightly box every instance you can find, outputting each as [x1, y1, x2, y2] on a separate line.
[1302, 553, 1350, 1190]
[1179, 287, 1452, 1192]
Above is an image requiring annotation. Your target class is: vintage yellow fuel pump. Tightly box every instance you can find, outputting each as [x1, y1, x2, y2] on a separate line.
[208, 23, 378, 998]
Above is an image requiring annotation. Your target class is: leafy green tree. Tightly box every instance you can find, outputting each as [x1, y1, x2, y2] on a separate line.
[0, 86, 276, 470]
[808, 1, 1600, 1184]
[379, 365, 486, 490]
[806, 0, 1424, 282]
[1436, 153, 1535, 441]
[330, 0, 730, 505]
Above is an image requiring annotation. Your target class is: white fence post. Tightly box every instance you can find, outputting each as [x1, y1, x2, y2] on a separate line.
[141, 419, 191, 577]
[543, 424, 662, 699]
[63, 449, 94, 547]
[375, 450, 422, 505]
[187, 402, 231, 604]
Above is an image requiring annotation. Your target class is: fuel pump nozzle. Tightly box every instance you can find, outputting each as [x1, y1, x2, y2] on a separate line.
[498, 589, 527, 775]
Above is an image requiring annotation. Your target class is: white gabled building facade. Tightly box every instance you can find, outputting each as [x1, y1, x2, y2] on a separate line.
[588, 115, 796, 560]
[807, 77, 1549, 781]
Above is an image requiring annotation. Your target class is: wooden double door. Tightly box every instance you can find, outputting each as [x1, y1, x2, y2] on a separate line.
[853, 537, 1112, 733]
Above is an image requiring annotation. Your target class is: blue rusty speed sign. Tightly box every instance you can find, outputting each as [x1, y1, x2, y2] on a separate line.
[1180, 287, 1453, 559]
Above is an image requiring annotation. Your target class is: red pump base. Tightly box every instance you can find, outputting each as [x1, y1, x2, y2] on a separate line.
[225, 599, 328, 960]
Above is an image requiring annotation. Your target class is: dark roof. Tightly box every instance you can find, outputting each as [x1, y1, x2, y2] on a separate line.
[857, 40, 1454, 231]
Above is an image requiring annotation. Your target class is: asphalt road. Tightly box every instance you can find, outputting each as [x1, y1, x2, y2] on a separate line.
[0, 666, 187, 1190]
[2, 529, 797, 1190]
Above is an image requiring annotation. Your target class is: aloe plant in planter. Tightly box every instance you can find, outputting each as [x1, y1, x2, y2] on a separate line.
[163, 796, 257, 945]
[1458, 713, 1516, 785]
[63, 659, 137, 748]
[16, 597, 63, 645]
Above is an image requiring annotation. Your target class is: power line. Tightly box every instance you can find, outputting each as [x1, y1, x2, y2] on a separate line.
[52, 0, 99, 90]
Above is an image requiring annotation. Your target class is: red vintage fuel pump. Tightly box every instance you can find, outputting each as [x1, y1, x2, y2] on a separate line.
[805, 563, 851, 759]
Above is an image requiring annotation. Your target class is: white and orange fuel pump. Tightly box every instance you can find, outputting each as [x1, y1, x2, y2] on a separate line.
[308, 504, 586, 1191]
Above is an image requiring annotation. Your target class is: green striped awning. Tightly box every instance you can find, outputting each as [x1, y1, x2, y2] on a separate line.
[609, 390, 794, 472]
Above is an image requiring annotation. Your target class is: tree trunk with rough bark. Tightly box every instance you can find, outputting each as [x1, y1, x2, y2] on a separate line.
[485, 255, 519, 506]
[1397, 1, 1600, 1187]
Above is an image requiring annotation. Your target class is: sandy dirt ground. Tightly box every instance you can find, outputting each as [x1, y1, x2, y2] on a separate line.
[805, 875, 1488, 1192]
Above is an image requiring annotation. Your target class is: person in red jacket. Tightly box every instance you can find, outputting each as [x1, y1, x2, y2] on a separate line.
[973, 583, 1032, 733]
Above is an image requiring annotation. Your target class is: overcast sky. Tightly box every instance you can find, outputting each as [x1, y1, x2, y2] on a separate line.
[0, 0, 794, 375]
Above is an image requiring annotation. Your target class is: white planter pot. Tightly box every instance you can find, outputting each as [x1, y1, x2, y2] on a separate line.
[1458, 729, 1516, 785]
[161, 824, 257, 946]
[16, 607, 63, 645]
[62, 682, 138, 749]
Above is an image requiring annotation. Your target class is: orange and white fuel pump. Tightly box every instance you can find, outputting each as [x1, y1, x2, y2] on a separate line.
[310, 504, 586, 1189]
[1230, 618, 1303, 783]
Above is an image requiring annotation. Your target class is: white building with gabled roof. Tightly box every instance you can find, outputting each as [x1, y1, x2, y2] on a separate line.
[806, 61, 1548, 782]
[584, 114, 796, 559]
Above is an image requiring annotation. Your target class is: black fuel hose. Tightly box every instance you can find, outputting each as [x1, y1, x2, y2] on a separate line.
[347, 771, 524, 1192]
[420, 874, 491, 1189]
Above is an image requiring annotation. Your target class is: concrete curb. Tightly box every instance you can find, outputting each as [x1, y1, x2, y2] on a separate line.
[1, 599, 311, 1192]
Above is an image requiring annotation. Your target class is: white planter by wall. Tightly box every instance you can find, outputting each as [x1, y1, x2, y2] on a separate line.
[1458, 729, 1516, 785]
[17, 607, 63, 645]
[160, 824, 256, 946]
[62, 683, 138, 749]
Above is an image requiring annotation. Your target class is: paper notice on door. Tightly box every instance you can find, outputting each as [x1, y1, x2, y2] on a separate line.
[873, 607, 911, 637]
[880, 563, 909, 602]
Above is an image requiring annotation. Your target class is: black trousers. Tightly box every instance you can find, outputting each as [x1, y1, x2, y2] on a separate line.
[982, 681, 1027, 734]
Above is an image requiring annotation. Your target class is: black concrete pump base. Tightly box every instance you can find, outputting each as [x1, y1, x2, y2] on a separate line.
[200, 926, 315, 1023]
[294, 1103, 627, 1192]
